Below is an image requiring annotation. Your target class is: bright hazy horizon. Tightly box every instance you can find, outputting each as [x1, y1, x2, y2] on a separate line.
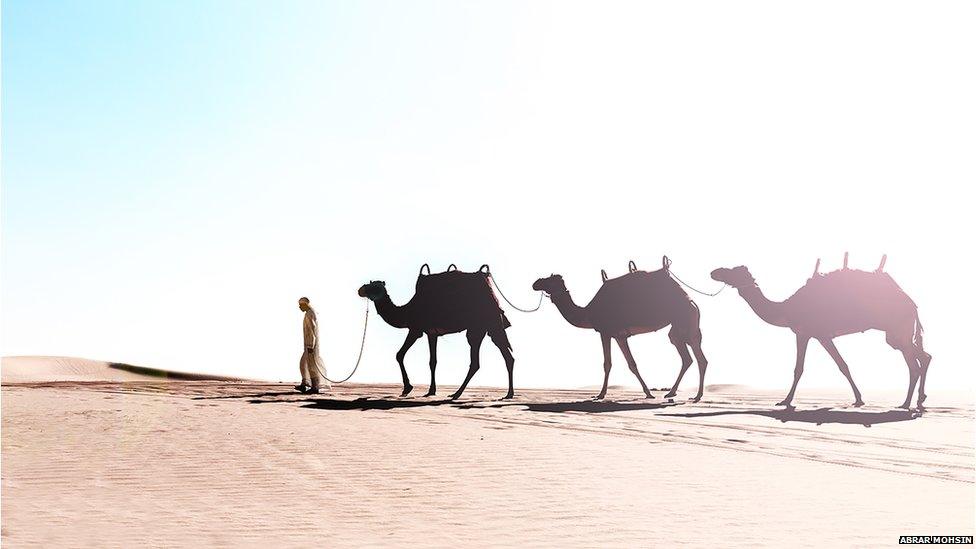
[3, 1, 973, 394]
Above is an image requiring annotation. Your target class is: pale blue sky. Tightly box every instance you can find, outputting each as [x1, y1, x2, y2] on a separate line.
[3, 1, 974, 395]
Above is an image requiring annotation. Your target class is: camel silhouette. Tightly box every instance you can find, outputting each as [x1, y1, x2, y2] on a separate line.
[358, 264, 515, 400]
[710, 255, 931, 409]
[532, 257, 708, 401]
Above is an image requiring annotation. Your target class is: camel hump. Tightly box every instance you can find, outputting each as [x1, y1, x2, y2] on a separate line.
[410, 266, 510, 330]
[413, 266, 498, 299]
[594, 266, 686, 301]
[789, 268, 916, 309]
[417, 267, 489, 288]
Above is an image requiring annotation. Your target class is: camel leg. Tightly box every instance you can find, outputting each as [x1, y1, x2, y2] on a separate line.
[689, 335, 708, 403]
[596, 333, 612, 400]
[489, 329, 515, 399]
[663, 339, 693, 400]
[917, 349, 932, 409]
[818, 338, 864, 407]
[667, 303, 708, 402]
[425, 333, 438, 397]
[396, 329, 422, 396]
[898, 349, 922, 410]
[777, 334, 810, 407]
[664, 324, 708, 402]
[450, 330, 486, 400]
[615, 336, 653, 399]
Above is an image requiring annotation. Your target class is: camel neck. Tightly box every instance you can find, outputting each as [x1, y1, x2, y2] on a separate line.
[737, 284, 790, 328]
[548, 289, 593, 329]
[373, 295, 410, 329]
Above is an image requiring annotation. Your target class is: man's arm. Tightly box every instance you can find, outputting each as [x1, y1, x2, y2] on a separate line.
[304, 314, 316, 350]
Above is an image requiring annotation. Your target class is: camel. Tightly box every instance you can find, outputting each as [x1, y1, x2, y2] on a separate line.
[357, 264, 515, 400]
[532, 257, 708, 401]
[710, 255, 931, 409]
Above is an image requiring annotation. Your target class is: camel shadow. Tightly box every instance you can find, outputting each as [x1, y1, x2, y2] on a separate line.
[465, 399, 682, 414]
[241, 395, 682, 414]
[193, 391, 297, 400]
[660, 407, 920, 426]
[298, 397, 457, 411]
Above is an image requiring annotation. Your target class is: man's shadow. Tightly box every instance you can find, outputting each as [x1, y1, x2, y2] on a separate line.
[660, 407, 920, 427]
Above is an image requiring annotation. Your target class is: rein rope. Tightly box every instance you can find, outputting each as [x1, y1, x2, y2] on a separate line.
[321, 299, 370, 384]
[669, 270, 727, 297]
[489, 274, 544, 313]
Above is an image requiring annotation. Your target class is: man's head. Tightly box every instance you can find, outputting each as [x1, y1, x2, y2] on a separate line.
[298, 297, 310, 311]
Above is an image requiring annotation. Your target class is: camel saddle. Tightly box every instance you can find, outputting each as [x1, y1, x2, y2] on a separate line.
[412, 264, 512, 330]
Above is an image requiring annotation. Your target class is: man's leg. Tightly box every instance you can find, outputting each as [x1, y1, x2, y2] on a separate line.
[307, 351, 322, 393]
[297, 353, 311, 391]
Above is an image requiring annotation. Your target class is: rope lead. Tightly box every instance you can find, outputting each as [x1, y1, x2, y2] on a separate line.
[321, 299, 370, 384]
[669, 271, 727, 297]
[490, 275, 544, 313]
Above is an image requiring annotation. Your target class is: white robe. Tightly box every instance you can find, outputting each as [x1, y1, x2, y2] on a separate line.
[300, 307, 330, 389]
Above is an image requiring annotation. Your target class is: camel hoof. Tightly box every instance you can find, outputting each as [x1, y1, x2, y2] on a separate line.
[400, 384, 414, 397]
[594, 394, 606, 401]
[502, 393, 514, 400]
[897, 403, 911, 410]
[644, 392, 655, 399]
[664, 391, 677, 399]
[776, 400, 793, 407]
[449, 392, 462, 401]
[424, 390, 436, 397]
[691, 396, 702, 403]
[852, 400, 865, 408]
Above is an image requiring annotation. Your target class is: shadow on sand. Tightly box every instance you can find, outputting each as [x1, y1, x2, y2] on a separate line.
[196, 391, 920, 426]
[660, 407, 920, 426]
[297, 397, 457, 411]
[192, 391, 298, 401]
[242, 395, 683, 414]
[462, 399, 683, 414]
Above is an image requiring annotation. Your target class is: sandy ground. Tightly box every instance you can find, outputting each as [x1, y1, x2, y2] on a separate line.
[2, 360, 974, 547]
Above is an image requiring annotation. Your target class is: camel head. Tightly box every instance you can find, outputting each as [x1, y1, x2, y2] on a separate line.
[532, 274, 567, 295]
[357, 280, 388, 301]
[710, 266, 756, 289]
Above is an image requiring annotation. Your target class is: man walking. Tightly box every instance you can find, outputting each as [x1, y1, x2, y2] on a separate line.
[296, 297, 330, 394]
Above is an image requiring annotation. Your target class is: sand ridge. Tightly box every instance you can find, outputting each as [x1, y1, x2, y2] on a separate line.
[1, 356, 245, 384]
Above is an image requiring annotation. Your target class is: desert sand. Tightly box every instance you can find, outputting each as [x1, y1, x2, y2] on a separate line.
[2, 357, 973, 547]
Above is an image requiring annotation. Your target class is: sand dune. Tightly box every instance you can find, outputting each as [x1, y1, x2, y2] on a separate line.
[2, 365, 972, 547]
[1, 356, 244, 384]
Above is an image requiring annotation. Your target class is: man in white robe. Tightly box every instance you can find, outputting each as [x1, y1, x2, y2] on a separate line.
[296, 297, 330, 394]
